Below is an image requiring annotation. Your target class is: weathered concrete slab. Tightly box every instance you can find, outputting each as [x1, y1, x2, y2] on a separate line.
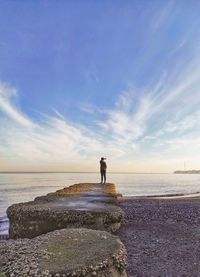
[0, 228, 127, 277]
[7, 183, 124, 239]
[49, 182, 119, 196]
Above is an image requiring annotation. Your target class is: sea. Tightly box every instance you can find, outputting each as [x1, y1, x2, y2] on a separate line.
[1, 172, 200, 236]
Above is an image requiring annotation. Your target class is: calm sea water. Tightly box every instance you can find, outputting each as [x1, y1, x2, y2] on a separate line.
[1, 172, 200, 235]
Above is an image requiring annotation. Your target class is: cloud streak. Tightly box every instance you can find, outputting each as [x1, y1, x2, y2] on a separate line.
[0, 83, 33, 127]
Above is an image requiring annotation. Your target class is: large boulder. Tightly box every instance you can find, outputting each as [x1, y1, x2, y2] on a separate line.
[7, 183, 124, 239]
[0, 228, 127, 277]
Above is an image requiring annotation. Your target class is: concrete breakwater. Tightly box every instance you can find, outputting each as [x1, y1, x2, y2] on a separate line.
[0, 183, 127, 277]
[7, 183, 124, 239]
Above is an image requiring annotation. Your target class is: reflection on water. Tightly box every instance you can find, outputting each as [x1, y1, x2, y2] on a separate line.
[0, 216, 9, 236]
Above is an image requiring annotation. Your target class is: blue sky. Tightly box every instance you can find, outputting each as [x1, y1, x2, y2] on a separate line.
[0, 0, 200, 172]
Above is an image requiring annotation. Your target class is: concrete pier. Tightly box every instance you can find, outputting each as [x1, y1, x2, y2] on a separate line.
[0, 183, 127, 277]
[7, 183, 124, 239]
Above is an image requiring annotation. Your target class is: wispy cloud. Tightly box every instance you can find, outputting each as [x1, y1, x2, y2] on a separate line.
[0, 84, 127, 171]
[92, 42, 200, 169]
[0, 83, 33, 127]
[151, 0, 174, 32]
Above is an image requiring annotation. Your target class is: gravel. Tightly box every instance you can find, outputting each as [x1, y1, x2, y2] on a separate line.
[117, 198, 200, 277]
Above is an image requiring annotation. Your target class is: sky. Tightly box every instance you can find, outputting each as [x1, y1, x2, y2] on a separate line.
[0, 0, 200, 173]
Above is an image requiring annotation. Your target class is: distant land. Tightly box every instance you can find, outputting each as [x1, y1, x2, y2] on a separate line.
[174, 170, 200, 174]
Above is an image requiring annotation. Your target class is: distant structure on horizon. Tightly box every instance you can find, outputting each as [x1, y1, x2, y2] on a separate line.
[174, 170, 200, 174]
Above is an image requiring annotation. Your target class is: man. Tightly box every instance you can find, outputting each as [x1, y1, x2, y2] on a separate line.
[100, 157, 107, 184]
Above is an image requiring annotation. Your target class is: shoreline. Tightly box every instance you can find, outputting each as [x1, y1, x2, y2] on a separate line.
[123, 191, 200, 199]
[1, 191, 200, 239]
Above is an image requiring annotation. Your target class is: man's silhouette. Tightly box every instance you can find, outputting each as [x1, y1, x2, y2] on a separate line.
[100, 157, 107, 184]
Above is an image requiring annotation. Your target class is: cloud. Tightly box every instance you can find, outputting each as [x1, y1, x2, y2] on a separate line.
[94, 42, 200, 167]
[51, 107, 65, 120]
[0, 84, 128, 171]
[79, 102, 105, 115]
[0, 83, 33, 127]
[151, 0, 174, 32]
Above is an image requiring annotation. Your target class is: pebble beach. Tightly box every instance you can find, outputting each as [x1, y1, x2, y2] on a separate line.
[117, 196, 200, 277]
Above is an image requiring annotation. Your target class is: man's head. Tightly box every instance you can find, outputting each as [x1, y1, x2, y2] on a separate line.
[101, 157, 106, 160]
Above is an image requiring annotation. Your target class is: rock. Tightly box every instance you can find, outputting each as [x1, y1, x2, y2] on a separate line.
[0, 228, 127, 277]
[7, 183, 124, 239]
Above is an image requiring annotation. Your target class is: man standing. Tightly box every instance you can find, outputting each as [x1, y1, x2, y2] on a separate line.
[100, 157, 107, 184]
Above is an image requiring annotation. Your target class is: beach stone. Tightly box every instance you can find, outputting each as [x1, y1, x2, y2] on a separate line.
[7, 183, 124, 239]
[0, 228, 127, 277]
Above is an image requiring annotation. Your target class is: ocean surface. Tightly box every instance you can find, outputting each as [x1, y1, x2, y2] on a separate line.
[1, 172, 200, 235]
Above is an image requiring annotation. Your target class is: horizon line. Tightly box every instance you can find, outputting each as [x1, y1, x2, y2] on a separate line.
[0, 171, 173, 174]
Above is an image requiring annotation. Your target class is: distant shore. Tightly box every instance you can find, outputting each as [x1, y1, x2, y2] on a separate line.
[174, 170, 200, 174]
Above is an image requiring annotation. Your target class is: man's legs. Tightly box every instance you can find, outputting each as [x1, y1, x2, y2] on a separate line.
[100, 170, 106, 183]
[100, 170, 103, 183]
[104, 170, 106, 183]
